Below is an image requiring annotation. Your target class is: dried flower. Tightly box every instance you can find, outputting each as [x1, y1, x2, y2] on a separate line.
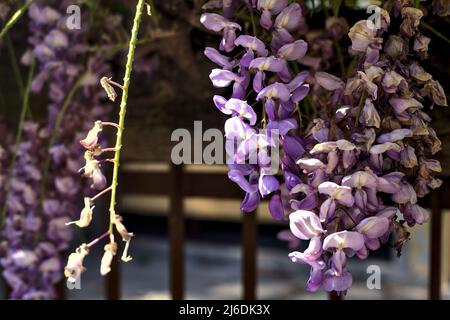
[100, 242, 117, 276]
[65, 197, 94, 228]
[64, 244, 89, 283]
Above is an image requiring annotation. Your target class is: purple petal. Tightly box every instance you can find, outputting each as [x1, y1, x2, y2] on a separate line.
[274, 3, 303, 31]
[403, 203, 429, 226]
[284, 170, 302, 190]
[225, 116, 254, 140]
[289, 210, 324, 240]
[391, 182, 417, 204]
[297, 158, 326, 172]
[200, 13, 241, 32]
[260, 9, 273, 29]
[241, 191, 260, 212]
[330, 249, 346, 276]
[213, 95, 231, 114]
[209, 69, 242, 87]
[290, 194, 318, 211]
[269, 192, 285, 220]
[249, 56, 284, 72]
[377, 172, 404, 194]
[377, 128, 413, 143]
[355, 217, 390, 239]
[228, 170, 258, 193]
[92, 168, 107, 190]
[278, 40, 308, 61]
[307, 266, 324, 292]
[277, 229, 301, 249]
[267, 118, 298, 136]
[235, 35, 268, 56]
[292, 84, 310, 103]
[257, 0, 288, 14]
[389, 97, 423, 114]
[204, 47, 235, 68]
[319, 198, 336, 222]
[225, 98, 257, 125]
[283, 135, 305, 160]
[318, 181, 354, 207]
[323, 231, 365, 251]
[323, 270, 352, 293]
[315, 72, 344, 91]
[258, 174, 279, 197]
[240, 51, 254, 69]
[287, 70, 310, 91]
[342, 171, 378, 189]
[256, 82, 291, 102]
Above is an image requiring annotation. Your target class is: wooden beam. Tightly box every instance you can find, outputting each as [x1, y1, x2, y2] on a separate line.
[169, 164, 185, 300]
[242, 211, 257, 300]
[429, 189, 442, 300]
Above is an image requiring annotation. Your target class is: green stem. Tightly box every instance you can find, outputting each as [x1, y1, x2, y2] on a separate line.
[108, 0, 145, 233]
[5, 35, 24, 97]
[262, 100, 267, 126]
[309, 0, 316, 17]
[39, 73, 86, 203]
[421, 21, 450, 45]
[331, 0, 342, 17]
[333, 39, 345, 77]
[249, 8, 257, 38]
[354, 91, 367, 128]
[0, 59, 35, 226]
[320, 0, 329, 17]
[89, 38, 149, 56]
[0, 0, 33, 40]
[296, 102, 303, 128]
[148, 0, 160, 26]
[346, 55, 358, 78]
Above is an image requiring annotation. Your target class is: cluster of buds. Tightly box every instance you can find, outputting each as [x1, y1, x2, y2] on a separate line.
[64, 77, 134, 284]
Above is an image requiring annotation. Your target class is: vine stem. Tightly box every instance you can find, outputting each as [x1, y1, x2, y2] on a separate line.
[334, 39, 345, 77]
[0, 0, 33, 40]
[0, 59, 35, 226]
[420, 21, 450, 45]
[5, 35, 24, 98]
[249, 8, 257, 38]
[39, 73, 87, 203]
[108, 0, 145, 233]
[354, 91, 367, 128]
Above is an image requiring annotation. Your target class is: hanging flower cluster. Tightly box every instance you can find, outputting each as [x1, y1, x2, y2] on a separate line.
[201, 0, 310, 215]
[0, 1, 123, 299]
[63, 0, 147, 284]
[202, 0, 447, 295]
[0, 122, 70, 299]
[64, 109, 134, 283]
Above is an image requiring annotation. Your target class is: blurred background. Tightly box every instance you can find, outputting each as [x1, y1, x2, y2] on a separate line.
[0, 0, 449, 300]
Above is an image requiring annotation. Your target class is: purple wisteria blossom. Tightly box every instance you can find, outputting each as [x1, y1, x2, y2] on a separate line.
[0, 0, 123, 299]
[202, 0, 310, 218]
[203, 1, 447, 296]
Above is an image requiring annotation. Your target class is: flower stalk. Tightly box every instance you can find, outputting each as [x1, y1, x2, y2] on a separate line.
[64, 0, 146, 282]
[0, 0, 33, 40]
[39, 72, 86, 203]
[0, 59, 35, 226]
[108, 0, 145, 233]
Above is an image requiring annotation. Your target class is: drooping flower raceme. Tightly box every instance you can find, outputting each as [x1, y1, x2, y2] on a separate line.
[203, 1, 447, 295]
[0, 0, 129, 299]
[63, 0, 146, 284]
[202, 0, 310, 219]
